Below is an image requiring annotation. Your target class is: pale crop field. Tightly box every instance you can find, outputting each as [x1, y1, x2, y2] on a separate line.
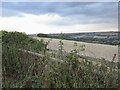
[33, 37, 118, 62]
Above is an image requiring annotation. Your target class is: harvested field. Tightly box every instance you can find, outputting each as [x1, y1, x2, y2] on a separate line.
[33, 37, 118, 62]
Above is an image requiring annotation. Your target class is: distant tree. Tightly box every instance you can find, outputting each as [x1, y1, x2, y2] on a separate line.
[59, 32, 65, 39]
[37, 33, 48, 37]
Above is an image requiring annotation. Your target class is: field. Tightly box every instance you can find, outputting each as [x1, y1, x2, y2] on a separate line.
[2, 31, 119, 88]
[33, 37, 118, 62]
[1, 1, 119, 88]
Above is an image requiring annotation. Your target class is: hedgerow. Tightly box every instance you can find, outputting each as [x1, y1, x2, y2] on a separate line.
[2, 31, 118, 88]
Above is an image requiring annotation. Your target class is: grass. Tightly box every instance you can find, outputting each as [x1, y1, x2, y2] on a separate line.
[2, 31, 118, 88]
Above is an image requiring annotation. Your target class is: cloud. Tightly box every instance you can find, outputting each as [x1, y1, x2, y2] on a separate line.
[0, 13, 117, 34]
[1, 2, 118, 25]
[0, 2, 118, 34]
[2, 2, 117, 16]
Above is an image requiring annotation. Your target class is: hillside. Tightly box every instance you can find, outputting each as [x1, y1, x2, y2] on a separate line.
[34, 31, 120, 45]
[2, 31, 118, 88]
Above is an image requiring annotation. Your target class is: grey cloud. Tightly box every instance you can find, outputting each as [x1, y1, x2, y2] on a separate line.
[1, 2, 118, 25]
[2, 2, 117, 16]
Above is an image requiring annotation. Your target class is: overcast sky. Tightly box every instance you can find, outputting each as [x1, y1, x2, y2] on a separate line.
[0, 2, 118, 34]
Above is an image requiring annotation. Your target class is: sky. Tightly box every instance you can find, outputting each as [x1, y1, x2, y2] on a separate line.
[0, 2, 118, 34]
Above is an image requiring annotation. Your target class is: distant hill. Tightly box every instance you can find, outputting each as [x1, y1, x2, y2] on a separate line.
[29, 31, 120, 45]
[48, 31, 119, 38]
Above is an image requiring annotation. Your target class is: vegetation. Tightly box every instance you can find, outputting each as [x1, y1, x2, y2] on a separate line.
[2, 31, 118, 88]
[2, 31, 45, 52]
[37, 33, 49, 38]
[37, 33, 120, 45]
[73, 38, 120, 46]
[37, 33, 66, 39]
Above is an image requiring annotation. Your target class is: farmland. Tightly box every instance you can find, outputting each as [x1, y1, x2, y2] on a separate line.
[33, 37, 118, 62]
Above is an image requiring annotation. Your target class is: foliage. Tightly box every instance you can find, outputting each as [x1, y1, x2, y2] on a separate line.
[58, 40, 64, 59]
[2, 31, 45, 51]
[37, 33, 48, 37]
[2, 31, 118, 88]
